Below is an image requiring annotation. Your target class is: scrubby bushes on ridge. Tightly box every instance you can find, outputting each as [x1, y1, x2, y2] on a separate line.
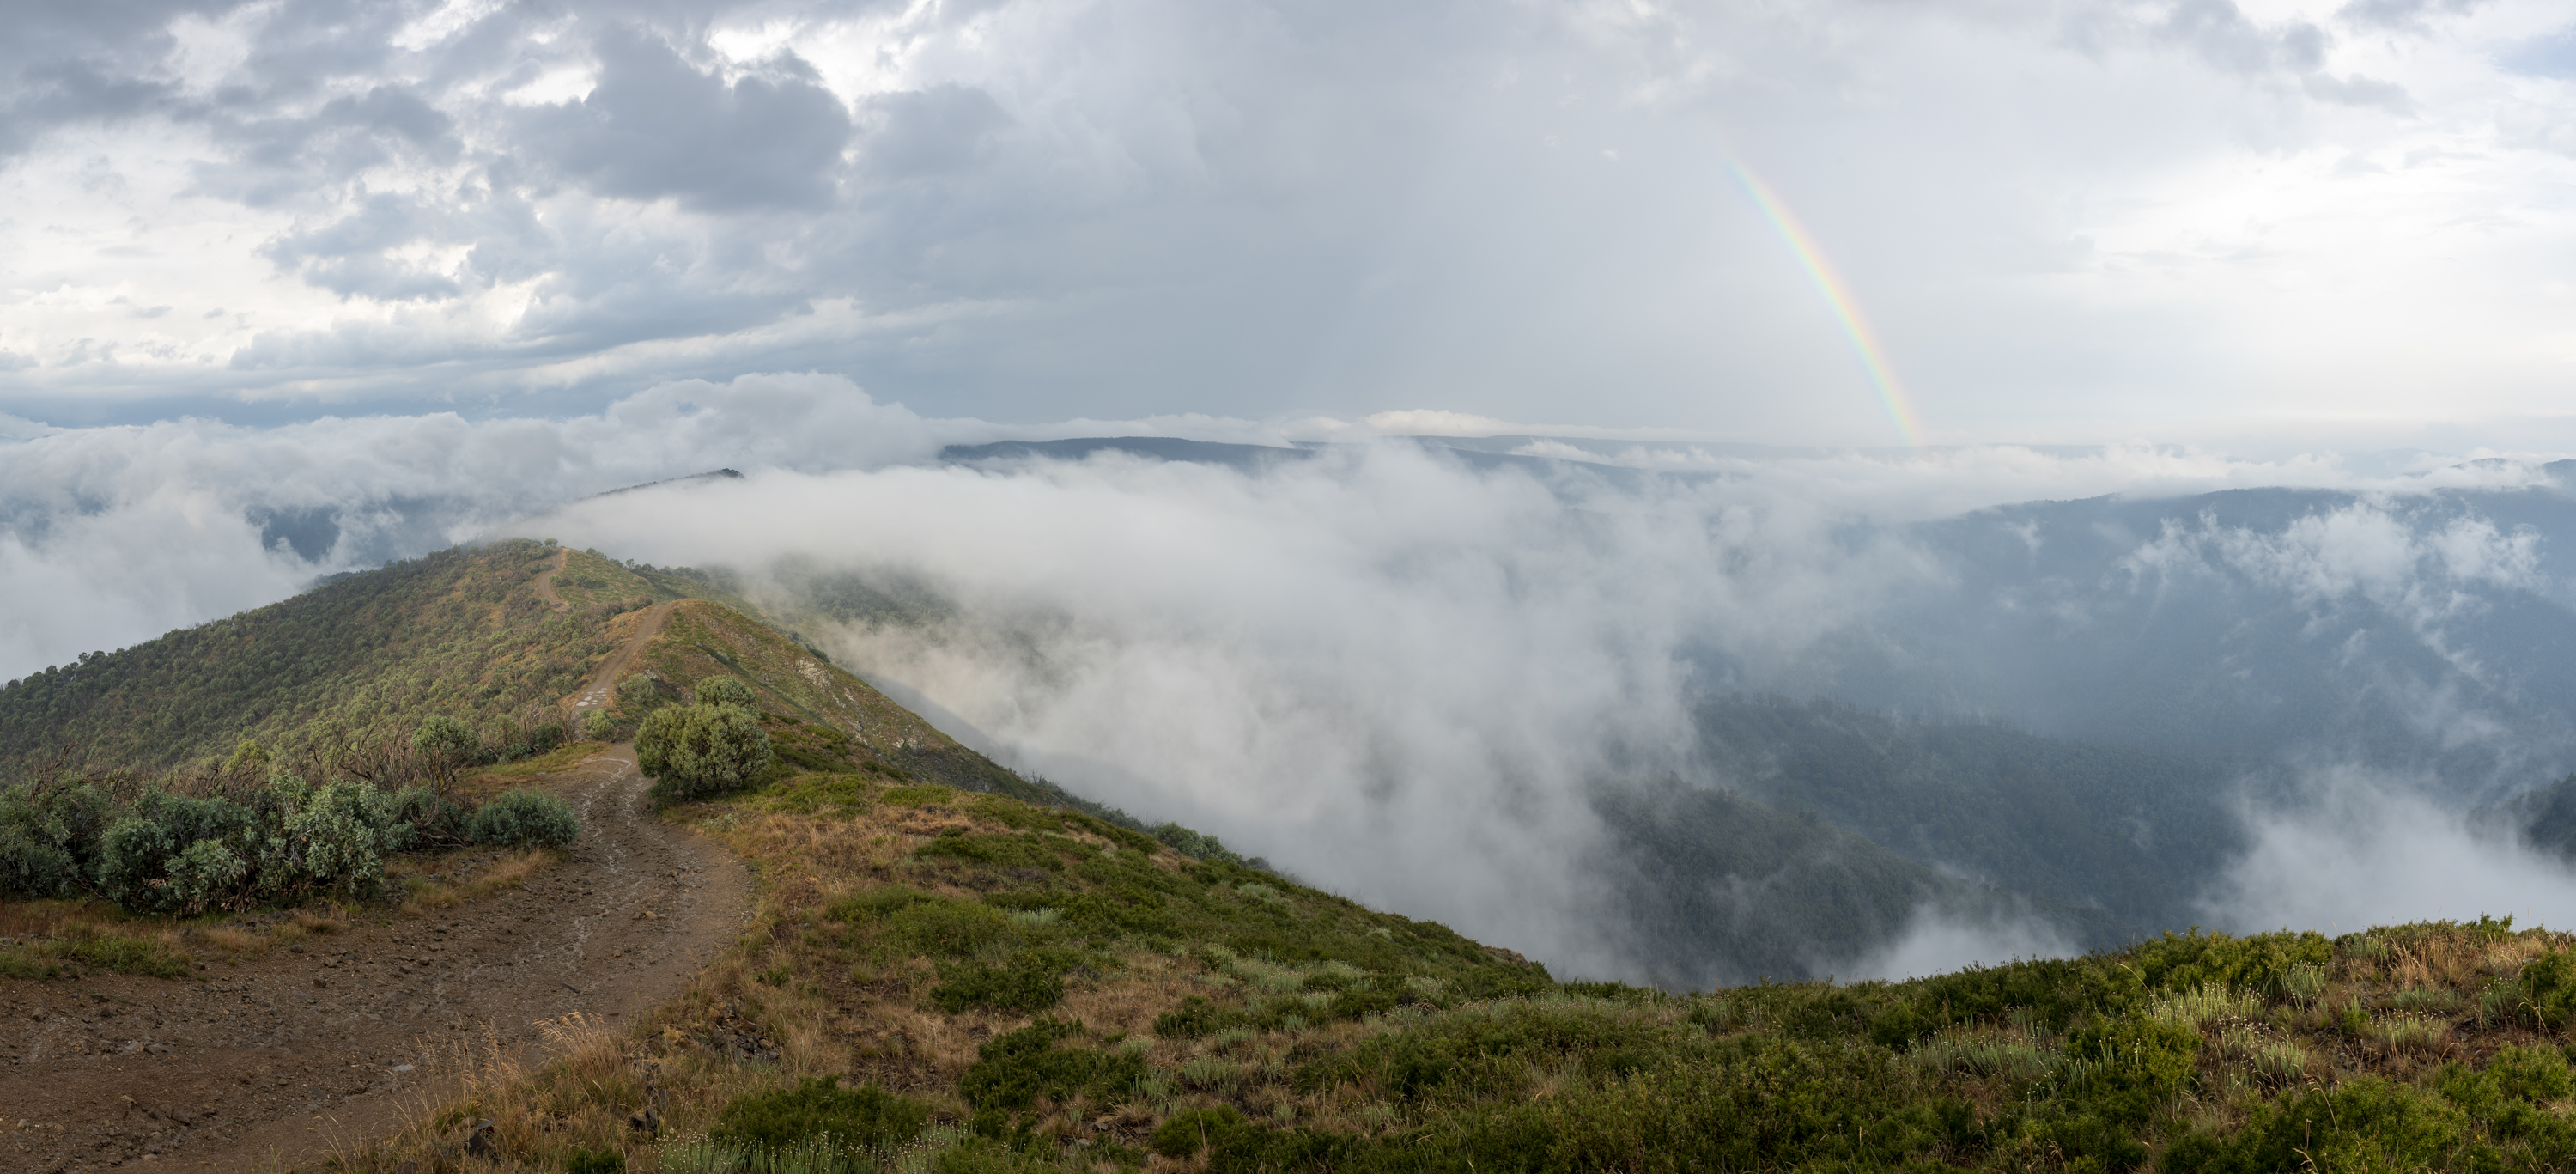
[635, 679, 774, 802]
[465, 788, 580, 849]
[0, 721, 583, 914]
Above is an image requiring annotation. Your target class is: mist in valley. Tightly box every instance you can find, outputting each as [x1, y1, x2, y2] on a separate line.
[15, 380, 2573, 987]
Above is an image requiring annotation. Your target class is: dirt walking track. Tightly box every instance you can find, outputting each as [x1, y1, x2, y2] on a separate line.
[0, 586, 748, 1173]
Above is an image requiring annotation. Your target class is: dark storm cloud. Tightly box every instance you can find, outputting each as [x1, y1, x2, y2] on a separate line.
[524, 27, 854, 211]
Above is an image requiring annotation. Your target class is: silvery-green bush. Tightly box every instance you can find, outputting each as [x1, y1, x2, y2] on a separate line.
[695, 675, 757, 709]
[385, 784, 468, 849]
[95, 773, 404, 914]
[636, 702, 774, 802]
[0, 769, 582, 914]
[466, 788, 580, 848]
[0, 780, 111, 899]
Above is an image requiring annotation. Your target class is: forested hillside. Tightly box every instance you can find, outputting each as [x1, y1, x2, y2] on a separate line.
[0, 540, 701, 776]
[1692, 696, 2251, 944]
[1589, 782, 2130, 988]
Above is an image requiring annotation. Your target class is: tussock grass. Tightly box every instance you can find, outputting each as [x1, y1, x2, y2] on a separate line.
[2148, 982, 2261, 1029]
[1910, 1029, 2061, 1081]
[2372, 1013, 2451, 1054]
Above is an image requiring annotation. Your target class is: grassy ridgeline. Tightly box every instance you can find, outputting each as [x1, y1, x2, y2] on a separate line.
[367, 764, 2576, 1174]
[0, 539, 623, 776]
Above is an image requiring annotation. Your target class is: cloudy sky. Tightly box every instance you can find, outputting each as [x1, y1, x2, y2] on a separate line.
[3, 0, 2571, 445]
[15, 0, 2576, 975]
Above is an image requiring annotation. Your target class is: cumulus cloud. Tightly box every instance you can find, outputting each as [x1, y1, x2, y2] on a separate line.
[523, 29, 854, 211]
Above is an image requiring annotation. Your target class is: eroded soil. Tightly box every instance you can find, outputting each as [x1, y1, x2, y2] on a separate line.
[0, 750, 750, 1173]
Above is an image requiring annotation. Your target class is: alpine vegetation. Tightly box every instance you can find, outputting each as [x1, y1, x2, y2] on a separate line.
[636, 674, 777, 803]
[0, 730, 578, 915]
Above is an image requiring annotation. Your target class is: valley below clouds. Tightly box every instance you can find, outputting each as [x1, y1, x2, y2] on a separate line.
[14, 376, 2576, 986]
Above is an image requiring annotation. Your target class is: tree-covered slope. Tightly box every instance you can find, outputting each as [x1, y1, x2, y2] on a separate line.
[0, 539, 622, 775]
[1589, 782, 2129, 988]
[1692, 695, 2251, 946]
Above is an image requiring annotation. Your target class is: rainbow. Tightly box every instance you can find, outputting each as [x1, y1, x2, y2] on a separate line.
[1723, 156, 1924, 448]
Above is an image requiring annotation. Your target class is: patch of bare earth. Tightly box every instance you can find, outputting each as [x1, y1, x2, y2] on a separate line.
[0, 748, 749, 1174]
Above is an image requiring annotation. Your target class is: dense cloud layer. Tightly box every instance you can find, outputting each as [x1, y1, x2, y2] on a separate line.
[24, 380, 2576, 976]
[3, 0, 2574, 441]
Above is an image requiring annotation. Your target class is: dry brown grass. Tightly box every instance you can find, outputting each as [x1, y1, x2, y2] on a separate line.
[397, 847, 558, 913]
[459, 740, 610, 793]
[349, 1008, 786, 1174]
[0, 897, 88, 940]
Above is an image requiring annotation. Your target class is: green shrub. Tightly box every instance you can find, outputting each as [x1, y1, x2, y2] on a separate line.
[956, 1019, 1143, 1111]
[709, 1076, 928, 1152]
[582, 710, 620, 741]
[97, 776, 398, 914]
[2514, 948, 2576, 1029]
[888, 899, 1017, 958]
[276, 776, 400, 897]
[2165, 1077, 2482, 1173]
[1152, 1106, 1249, 1158]
[1060, 890, 1178, 937]
[562, 1146, 626, 1174]
[2059, 1017, 2201, 1126]
[94, 789, 255, 911]
[384, 785, 468, 849]
[695, 675, 757, 709]
[1300, 1001, 1670, 1102]
[637, 703, 775, 801]
[825, 885, 937, 923]
[465, 788, 580, 848]
[762, 775, 872, 815]
[933, 951, 1080, 1013]
[1155, 995, 1237, 1039]
[1874, 955, 2142, 1044]
[0, 947, 70, 979]
[2129, 928, 2333, 997]
[1152, 823, 1245, 866]
[411, 715, 479, 764]
[914, 831, 1078, 872]
[5, 770, 558, 915]
[615, 672, 672, 721]
[0, 780, 111, 899]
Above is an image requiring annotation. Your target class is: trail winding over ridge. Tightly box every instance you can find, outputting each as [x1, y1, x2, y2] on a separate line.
[0, 593, 746, 1174]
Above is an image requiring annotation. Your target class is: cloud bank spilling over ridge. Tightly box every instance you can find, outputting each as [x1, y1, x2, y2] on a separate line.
[9, 369, 2571, 689]
[3, 0, 2575, 440]
[15, 381, 2576, 978]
